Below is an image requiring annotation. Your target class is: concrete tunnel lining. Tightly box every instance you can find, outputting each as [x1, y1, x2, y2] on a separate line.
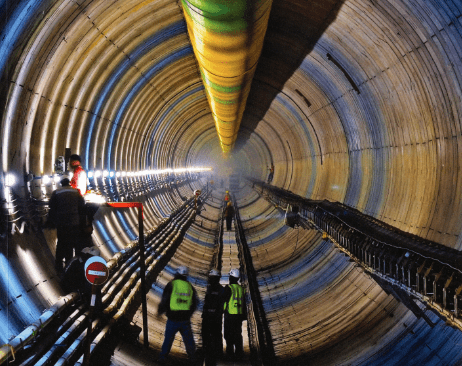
[1, 0, 462, 364]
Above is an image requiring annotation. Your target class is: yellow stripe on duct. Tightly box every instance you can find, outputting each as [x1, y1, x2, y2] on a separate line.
[181, 0, 273, 155]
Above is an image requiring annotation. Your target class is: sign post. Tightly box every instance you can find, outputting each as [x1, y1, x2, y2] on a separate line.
[82, 256, 108, 366]
[85, 257, 109, 285]
[106, 202, 148, 347]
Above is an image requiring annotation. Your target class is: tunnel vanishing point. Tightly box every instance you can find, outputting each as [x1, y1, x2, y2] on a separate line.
[2, 0, 462, 365]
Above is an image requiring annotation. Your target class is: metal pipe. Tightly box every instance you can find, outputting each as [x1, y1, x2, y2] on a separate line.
[181, 0, 273, 155]
[0, 292, 79, 364]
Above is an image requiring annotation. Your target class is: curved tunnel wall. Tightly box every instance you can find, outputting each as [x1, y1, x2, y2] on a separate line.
[1, 0, 462, 363]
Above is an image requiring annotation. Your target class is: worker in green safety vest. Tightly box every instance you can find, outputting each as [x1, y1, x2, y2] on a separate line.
[223, 268, 246, 360]
[157, 265, 198, 364]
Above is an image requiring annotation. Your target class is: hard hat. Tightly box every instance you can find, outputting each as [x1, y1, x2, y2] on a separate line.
[209, 269, 220, 277]
[177, 266, 188, 276]
[81, 246, 100, 257]
[60, 175, 71, 185]
[226, 190, 229, 193]
[229, 268, 240, 278]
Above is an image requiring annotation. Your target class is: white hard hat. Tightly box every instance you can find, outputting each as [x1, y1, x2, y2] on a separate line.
[229, 268, 240, 278]
[81, 246, 100, 257]
[209, 269, 220, 277]
[177, 266, 188, 276]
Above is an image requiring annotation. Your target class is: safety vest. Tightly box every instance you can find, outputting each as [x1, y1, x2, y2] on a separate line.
[70, 165, 87, 196]
[225, 284, 244, 315]
[170, 279, 193, 311]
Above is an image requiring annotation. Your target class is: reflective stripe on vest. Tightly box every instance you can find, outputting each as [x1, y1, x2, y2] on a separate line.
[225, 284, 244, 315]
[170, 279, 193, 311]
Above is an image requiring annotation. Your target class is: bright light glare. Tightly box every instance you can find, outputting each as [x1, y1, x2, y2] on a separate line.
[5, 173, 15, 186]
[53, 175, 61, 183]
[84, 192, 106, 204]
[80, 167, 210, 181]
[42, 175, 51, 185]
[4, 187, 12, 206]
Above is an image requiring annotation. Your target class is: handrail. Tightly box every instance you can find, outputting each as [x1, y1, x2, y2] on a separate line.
[250, 178, 462, 326]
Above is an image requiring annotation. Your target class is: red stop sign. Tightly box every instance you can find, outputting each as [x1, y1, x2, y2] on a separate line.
[85, 256, 108, 285]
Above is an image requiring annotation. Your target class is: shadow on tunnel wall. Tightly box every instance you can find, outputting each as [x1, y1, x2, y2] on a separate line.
[235, 0, 345, 152]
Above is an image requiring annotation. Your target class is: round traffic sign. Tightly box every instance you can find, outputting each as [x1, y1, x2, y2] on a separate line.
[84, 256, 108, 285]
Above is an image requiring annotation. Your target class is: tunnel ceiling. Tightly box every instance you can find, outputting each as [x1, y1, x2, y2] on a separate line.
[1, 0, 462, 364]
[2, 0, 461, 249]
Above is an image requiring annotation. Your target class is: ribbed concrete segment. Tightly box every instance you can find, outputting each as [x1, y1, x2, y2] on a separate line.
[3, 0, 462, 364]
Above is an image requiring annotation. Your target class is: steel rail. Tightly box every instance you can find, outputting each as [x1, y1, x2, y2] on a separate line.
[232, 196, 276, 366]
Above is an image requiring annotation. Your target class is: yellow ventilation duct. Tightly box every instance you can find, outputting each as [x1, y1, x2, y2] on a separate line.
[181, 0, 273, 156]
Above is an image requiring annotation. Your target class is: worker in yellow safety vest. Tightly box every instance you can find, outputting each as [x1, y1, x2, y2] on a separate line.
[157, 265, 198, 363]
[223, 268, 246, 360]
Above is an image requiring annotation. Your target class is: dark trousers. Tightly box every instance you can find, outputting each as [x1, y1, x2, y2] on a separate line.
[202, 317, 223, 366]
[224, 316, 243, 357]
[55, 225, 81, 274]
[159, 319, 196, 361]
[226, 216, 233, 230]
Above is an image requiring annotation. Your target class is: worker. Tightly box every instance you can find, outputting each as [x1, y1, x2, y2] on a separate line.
[61, 246, 100, 303]
[224, 190, 230, 202]
[69, 154, 87, 196]
[267, 164, 274, 184]
[157, 266, 198, 364]
[202, 269, 226, 366]
[47, 176, 86, 276]
[223, 268, 246, 360]
[224, 201, 235, 231]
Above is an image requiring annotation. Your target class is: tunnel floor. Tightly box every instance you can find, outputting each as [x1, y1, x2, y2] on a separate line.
[110, 213, 252, 365]
[111, 339, 252, 366]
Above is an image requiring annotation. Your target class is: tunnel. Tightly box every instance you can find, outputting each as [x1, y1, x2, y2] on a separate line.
[2, 0, 462, 365]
